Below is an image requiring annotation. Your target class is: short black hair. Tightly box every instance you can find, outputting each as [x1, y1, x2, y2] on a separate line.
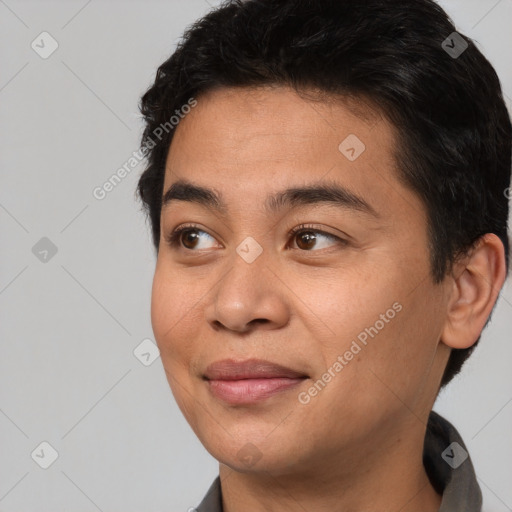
[136, 0, 511, 387]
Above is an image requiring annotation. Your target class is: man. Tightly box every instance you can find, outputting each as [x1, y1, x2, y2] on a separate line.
[136, 0, 511, 510]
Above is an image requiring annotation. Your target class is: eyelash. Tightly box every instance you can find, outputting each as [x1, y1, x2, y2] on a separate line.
[164, 223, 347, 252]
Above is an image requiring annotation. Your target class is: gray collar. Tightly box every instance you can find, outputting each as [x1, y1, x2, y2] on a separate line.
[196, 411, 482, 511]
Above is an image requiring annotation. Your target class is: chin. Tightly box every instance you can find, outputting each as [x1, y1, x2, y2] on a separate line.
[198, 423, 308, 476]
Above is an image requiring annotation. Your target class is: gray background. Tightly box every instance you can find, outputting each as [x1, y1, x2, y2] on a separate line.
[0, 0, 511, 510]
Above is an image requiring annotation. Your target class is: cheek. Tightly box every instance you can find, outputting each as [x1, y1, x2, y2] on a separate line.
[308, 260, 441, 388]
[150, 264, 200, 363]
[299, 285, 443, 448]
[345, 283, 443, 395]
[150, 265, 204, 423]
[150, 267, 174, 348]
[298, 263, 399, 344]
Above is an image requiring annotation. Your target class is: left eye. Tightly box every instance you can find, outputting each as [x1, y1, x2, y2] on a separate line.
[287, 226, 344, 251]
[165, 224, 345, 252]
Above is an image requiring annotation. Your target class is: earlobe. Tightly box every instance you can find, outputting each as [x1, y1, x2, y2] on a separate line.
[441, 233, 507, 350]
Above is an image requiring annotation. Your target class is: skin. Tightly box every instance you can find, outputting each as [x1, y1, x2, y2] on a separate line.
[150, 85, 506, 511]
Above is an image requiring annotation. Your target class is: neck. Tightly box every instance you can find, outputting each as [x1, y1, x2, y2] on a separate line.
[218, 416, 442, 512]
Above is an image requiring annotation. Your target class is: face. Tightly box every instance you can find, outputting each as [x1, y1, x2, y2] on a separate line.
[151, 85, 452, 477]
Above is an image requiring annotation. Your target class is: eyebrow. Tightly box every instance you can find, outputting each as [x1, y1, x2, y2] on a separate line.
[161, 178, 380, 218]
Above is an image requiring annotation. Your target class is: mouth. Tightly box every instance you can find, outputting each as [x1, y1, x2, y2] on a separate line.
[203, 358, 309, 405]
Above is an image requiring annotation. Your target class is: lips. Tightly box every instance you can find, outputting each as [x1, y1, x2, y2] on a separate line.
[203, 358, 308, 405]
[203, 358, 308, 380]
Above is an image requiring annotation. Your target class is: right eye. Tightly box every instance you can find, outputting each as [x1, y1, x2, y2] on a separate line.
[165, 224, 220, 251]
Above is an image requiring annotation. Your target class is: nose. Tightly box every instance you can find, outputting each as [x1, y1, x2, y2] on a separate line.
[204, 248, 290, 333]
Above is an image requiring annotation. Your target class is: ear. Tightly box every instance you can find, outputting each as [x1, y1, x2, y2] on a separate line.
[441, 233, 507, 350]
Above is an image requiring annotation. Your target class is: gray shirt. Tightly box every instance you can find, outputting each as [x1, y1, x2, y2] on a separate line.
[195, 410, 482, 511]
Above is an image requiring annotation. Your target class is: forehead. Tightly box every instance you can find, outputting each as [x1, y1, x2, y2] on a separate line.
[162, 85, 421, 223]
[167, 85, 391, 164]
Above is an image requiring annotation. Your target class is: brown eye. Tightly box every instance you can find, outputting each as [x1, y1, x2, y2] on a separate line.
[288, 225, 346, 251]
[165, 225, 217, 250]
[295, 231, 318, 250]
[181, 229, 201, 249]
